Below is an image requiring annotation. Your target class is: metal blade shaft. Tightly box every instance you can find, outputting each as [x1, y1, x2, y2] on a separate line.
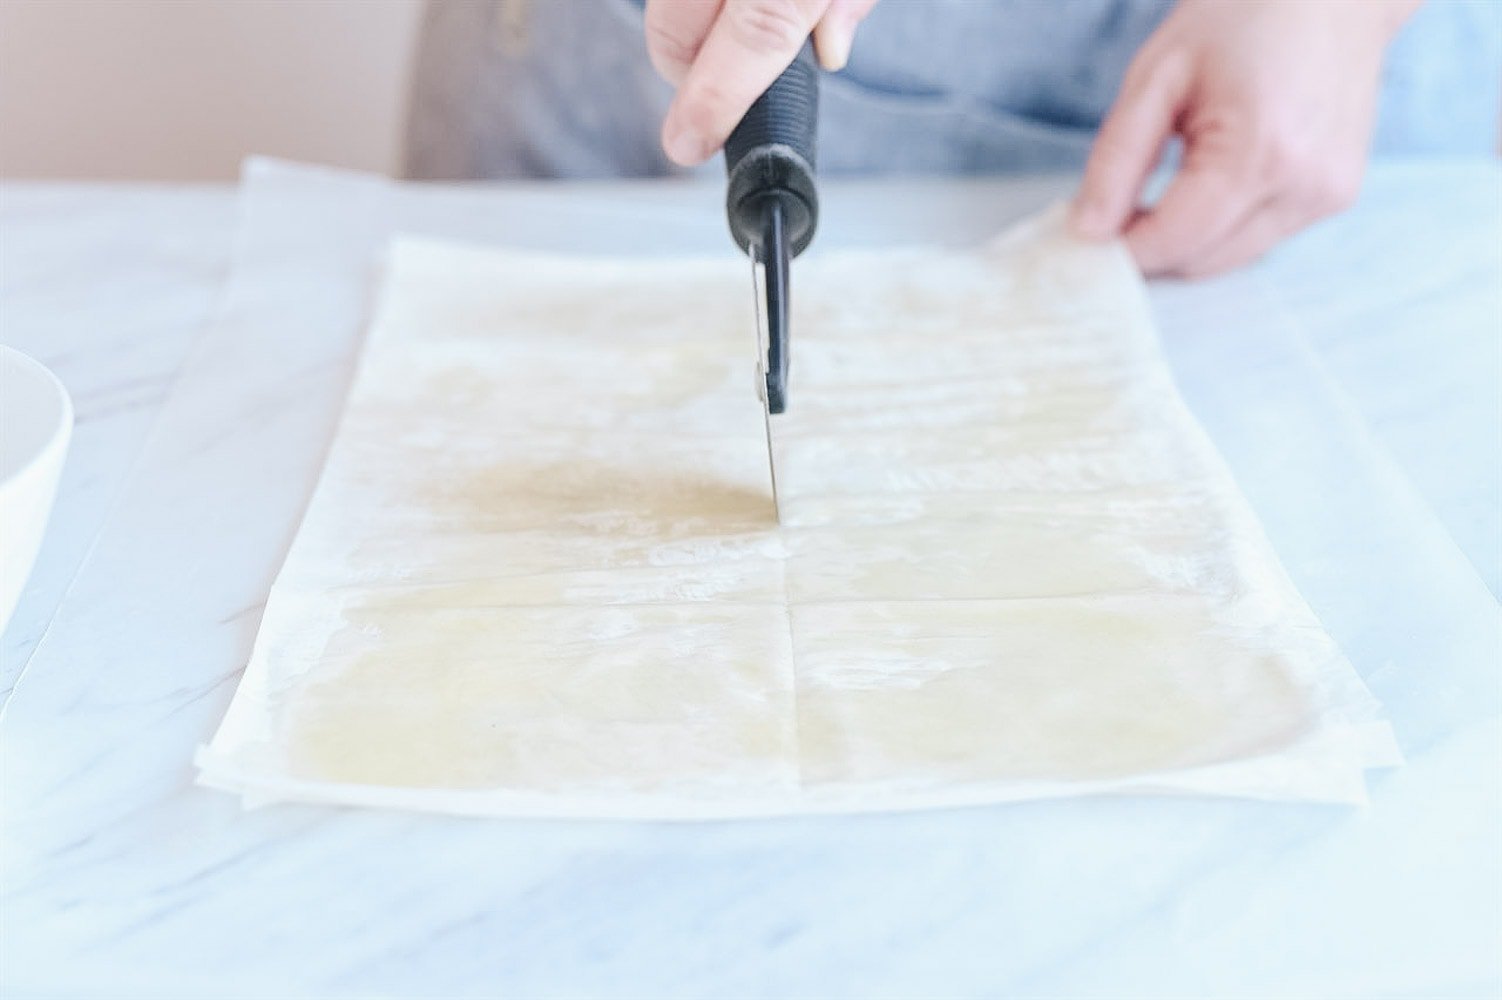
[751, 242, 781, 522]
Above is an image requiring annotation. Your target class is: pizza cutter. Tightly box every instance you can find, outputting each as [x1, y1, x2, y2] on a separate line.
[724, 42, 820, 519]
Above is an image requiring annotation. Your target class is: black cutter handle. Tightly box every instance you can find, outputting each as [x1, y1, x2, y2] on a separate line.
[724, 43, 819, 259]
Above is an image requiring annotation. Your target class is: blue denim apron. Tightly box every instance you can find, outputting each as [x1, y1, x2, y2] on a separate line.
[404, 0, 1502, 180]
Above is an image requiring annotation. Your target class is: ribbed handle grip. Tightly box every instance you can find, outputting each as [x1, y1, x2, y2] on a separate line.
[724, 45, 818, 172]
[724, 43, 819, 258]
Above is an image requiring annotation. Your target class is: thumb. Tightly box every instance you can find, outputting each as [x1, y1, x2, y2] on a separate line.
[1071, 53, 1189, 240]
[813, 0, 879, 72]
[662, 0, 831, 166]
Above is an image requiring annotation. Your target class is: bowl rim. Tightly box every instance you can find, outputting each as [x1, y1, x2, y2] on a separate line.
[0, 344, 74, 488]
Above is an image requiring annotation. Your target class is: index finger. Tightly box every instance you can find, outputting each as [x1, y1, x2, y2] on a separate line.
[644, 0, 723, 86]
[1071, 53, 1188, 239]
[661, 0, 830, 166]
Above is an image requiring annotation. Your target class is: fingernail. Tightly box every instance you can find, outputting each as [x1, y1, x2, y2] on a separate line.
[663, 119, 707, 166]
[815, 19, 853, 72]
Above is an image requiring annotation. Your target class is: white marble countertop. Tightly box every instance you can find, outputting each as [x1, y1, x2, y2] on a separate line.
[1, 161, 1497, 999]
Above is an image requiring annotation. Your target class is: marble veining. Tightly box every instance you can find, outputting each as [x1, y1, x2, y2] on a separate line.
[0, 162, 1497, 998]
[0, 186, 236, 702]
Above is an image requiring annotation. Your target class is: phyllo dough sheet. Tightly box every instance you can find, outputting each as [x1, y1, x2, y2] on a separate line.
[198, 208, 1397, 817]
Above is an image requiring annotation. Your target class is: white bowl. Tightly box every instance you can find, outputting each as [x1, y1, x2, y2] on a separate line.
[0, 346, 72, 637]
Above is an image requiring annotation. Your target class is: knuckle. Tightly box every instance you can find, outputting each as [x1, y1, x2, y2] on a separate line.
[1253, 132, 1362, 216]
[728, 0, 817, 53]
[1183, 109, 1259, 180]
[1252, 130, 1305, 186]
[645, 20, 700, 71]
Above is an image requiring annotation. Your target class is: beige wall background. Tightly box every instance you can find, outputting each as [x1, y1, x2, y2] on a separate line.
[0, 0, 425, 180]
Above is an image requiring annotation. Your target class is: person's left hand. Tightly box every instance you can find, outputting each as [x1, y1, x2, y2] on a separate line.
[1070, 0, 1418, 278]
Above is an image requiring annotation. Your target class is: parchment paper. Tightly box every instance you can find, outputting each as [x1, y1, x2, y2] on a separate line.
[197, 207, 1398, 817]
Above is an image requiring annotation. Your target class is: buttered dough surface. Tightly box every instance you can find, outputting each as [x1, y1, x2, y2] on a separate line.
[198, 209, 1395, 816]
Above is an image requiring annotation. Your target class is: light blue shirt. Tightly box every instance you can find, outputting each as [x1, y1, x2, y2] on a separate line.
[405, 0, 1502, 180]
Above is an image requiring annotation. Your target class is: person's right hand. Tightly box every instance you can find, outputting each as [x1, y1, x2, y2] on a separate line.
[646, 0, 879, 166]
